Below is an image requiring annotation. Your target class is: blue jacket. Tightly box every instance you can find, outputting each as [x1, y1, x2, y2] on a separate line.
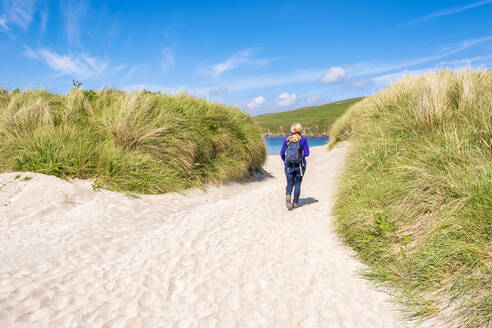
[280, 133, 310, 165]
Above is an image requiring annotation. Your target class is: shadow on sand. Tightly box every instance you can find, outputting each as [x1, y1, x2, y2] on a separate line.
[239, 167, 274, 184]
[298, 197, 319, 207]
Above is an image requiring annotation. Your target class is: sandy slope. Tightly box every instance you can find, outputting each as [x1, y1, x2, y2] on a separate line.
[0, 145, 423, 327]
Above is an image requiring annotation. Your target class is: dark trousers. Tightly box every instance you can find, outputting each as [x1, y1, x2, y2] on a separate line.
[285, 162, 306, 204]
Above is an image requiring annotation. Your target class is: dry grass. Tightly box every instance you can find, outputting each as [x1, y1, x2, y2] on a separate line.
[329, 70, 492, 327]
[0, 88, 266, 193]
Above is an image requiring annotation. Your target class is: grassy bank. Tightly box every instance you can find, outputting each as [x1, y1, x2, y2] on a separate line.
[0, 88, 266, 194]
[329, 71, 491, 327]
[254, 97, 363, 136]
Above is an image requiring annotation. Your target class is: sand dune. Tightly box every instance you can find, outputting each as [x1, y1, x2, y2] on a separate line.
[0, 145, 429, 327]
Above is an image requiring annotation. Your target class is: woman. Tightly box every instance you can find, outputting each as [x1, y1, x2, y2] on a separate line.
[280, 122, 309, 210]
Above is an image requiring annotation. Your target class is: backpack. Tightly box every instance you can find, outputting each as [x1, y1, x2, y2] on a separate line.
[285, 138, 302, 164]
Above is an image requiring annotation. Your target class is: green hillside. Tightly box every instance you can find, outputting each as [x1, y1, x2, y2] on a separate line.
[254, 97, 364, 136]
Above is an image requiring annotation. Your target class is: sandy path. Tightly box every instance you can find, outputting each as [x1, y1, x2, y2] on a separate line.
[0, 145, 416, 327]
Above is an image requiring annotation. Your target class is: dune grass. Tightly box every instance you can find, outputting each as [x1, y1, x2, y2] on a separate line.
[254, 97, 363, 135]
[329, 71, 491, 327]
[0, 88, 266, 194]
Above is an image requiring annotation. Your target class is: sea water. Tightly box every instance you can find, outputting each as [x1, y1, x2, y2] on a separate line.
[264, 136, 330, 155]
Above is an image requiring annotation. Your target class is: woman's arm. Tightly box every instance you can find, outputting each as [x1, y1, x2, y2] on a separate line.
[280, 139, 288, 162]
[301, 138, 309, 157]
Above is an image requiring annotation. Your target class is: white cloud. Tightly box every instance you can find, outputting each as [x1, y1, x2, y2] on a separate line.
[406, 0, 492, 24]
[0, 0, 36, 30]
[436, 54, 492, 67]
[0, 16, 8, 30]
[123, 66, 139, 80]
[276, 92, 296, 107]
[320, 66, 346, 83]
[347, 35, 492, 78]
[186, 36, 491, 94]
[213, 49, 251, 76]
[372, 58, 492, 86]
[112, 64, 127, 72]
[23, 48, 108, 78]
[123, 57, 491, 105]
[211, 48, 272, 76]
[246, 96, 265, 109]
[211, 70, 319, 92]
[306, 93, 320, 105]
[161, 47, 175, 73]
[21, 45, 38, 58]
[352, 78, 373, 88]
[60, 0, 89, 44]
[371, 68, 434, 85]
[208, 86, 228, 95]
[117, 36, 492, 102]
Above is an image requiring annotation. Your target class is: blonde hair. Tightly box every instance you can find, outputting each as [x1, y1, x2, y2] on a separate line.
[290, 122, 302, 133]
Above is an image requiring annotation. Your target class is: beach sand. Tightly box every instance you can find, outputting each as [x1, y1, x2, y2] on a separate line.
[0, 145, 430, 327]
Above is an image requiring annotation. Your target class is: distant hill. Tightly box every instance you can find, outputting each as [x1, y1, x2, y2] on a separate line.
[254, 97, 364, 136]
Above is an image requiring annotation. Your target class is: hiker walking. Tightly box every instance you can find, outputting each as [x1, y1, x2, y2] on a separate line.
[280, 122, 309, 210]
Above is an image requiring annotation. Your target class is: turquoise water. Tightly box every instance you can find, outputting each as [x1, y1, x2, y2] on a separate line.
[264, 136, 330, 155]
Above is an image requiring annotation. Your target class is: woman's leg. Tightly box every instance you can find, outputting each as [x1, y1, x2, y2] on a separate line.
[285, 165, 295, 209]
[293, 175, 302, 205]
[293, 164, 306, 205]
[285, 165, 295, 196]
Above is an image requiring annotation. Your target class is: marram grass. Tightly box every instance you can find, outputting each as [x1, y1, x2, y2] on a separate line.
[329, 70, 491, 327]
[0, 88, 266, 194]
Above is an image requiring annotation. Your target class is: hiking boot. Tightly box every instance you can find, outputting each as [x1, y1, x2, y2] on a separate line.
[286, 195, 293, 210]
[293, 203, 299, 209]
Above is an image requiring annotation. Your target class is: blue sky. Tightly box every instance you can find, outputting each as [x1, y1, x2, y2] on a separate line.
[1, 0, 492, 114]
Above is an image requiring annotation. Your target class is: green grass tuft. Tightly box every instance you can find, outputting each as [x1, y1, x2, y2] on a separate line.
[0, 88, 266, 194]
[329, 70, 491, 327]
